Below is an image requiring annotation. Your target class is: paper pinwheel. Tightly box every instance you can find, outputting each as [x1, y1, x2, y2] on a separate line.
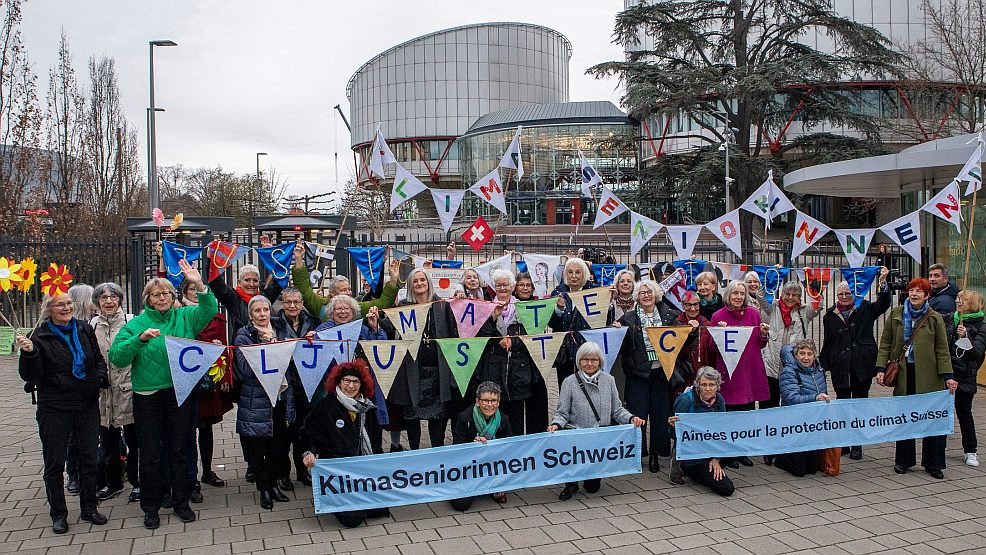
[15, 257, 37, 292]
[40, 263, 73, 297]
[152, 207, 165, 227]
[171, 213, 184, 230]
[0, 257, 23, 292]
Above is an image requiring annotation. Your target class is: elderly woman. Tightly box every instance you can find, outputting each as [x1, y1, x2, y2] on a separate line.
[673, 291, 717, 398]
[548, 342, 645, 500]
[69, 283, 96, 321]
[207, 258, 282, 333]
[876, 277, 956, 479]
[695, 271, 723, 321]
[710, 280, 770, 468]
[301, 361, 390, 528]
[743, 271, 770, 316]
[514, 271, 537, 301]
[233, 296, 296, 510]
[946, 290, 986, 467]
[461, 268, 491, 300]
[608, 268, 637, 323]
[89, 282, 139, 503]
[109, 260, 216, 530]
[17, 293, 109, 534]
[292, 242, 400, 322]
[616, 279, 679, 472]
[668, 367, 734, 496]
[761, 282, 818, 410]
[772, 339, 831, 476]
[450, 381, 514, 510]
[548, 257, 594, 388]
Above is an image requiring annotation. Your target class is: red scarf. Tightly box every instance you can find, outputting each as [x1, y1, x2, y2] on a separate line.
[778, 300, 799, 328]
[235, 286, 254, 304]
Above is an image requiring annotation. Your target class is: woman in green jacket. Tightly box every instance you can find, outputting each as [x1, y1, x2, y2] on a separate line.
[876, 277, 957, 479]
[108, 259, 217, 530]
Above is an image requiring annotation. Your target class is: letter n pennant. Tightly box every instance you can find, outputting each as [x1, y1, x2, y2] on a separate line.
[239, 341, 298, 405]
[358, 340, 414, 396]
[519, 332, 567, 383]
[707, 327, 754, 379]
[291, 340, 339, 400]
[166, 337, 227, 406]
[436, 338, 489, 396]
[645, 326, 691, 379]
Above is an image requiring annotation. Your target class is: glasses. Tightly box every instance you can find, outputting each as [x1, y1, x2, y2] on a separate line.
[149, 291, 173, 299]
[478, 397, 500, 405]
[580, 357, 601, 363]
[282, 300, 303, 306]
[99, 295, 118, 302]
[682, 302, 700, 308]
[698, 382, 719, 389]
[836, 292, 853, 297]
[639, 290, 654, 296]
[50, 301, 74, 309]
[494, 283, 513, 289]
[340, 378, 361, 386]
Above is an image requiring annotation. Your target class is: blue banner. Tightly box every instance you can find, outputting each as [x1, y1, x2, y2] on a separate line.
[256, 242, 295, 287]
[161, 241, 205, 288]
[672, 259, 708, 290]
[840, 266, 881, 308]
[752, 264, 791, 304]
[347, 247, 388, 291]
[592, 264, 626, 286]
[311, 425, 641, 512]
[431, 259, 464, 269]
[675, 391, 954, 460]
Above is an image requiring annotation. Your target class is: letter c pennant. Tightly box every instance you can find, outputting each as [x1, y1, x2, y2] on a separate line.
[165, 337, 227, 406]
[645, 326, 692, 380]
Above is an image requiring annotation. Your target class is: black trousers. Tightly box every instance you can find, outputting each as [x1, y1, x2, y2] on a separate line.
[500, 382, 549, 436]
[955, 390, 977, 454]
[37, 405, 100, 520]
[774, 450, 820, 477]
[241, 435, 276, 493]
[896, 363, 946, 470]
[681, 461, 734, 497]
[100, 424, 139, 489]
[563, 478, 601, 493]
[759, 377, 781, 409]
[334, 507, 389, 528]
[834, 370, 872, 402]
[133, 389, 197, 514]
[625, 372, 672, 457]
[407, 418, 448, 449]
[274, 393, 309, 480]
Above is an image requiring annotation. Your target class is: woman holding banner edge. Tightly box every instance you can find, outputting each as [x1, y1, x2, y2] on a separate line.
[450, 381, 514, 509]
[668, 366, 735, 496]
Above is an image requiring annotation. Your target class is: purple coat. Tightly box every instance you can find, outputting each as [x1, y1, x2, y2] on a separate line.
[710, 305, 770, 405]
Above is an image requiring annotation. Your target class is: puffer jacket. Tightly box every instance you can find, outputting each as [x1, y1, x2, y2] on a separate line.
[91, 310, 135, 427]
[929, 282, 959, 315]
[763, 301, 817, 379]
[779, 344, 827, 406]
[232, 320, 296, 437]
[19, 320, 108, 411]
[946, 313, 986, 394]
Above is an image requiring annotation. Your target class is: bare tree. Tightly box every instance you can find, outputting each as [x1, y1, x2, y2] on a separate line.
[158, 163, 289, 226]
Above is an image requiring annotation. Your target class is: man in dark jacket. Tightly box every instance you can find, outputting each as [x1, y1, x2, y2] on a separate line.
[928, 263, 959, 315]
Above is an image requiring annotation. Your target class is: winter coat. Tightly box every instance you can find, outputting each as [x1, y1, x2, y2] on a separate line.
[551, 371, 634, 430]
[945, 313, 986, 394]
[452, 406, 514, 443]
[278, 308, 319, 340]
[819, 289, 891, 388]
[763, 301, 818, 379]
[91, 310, 135, 427]
[779, 344, 828, 406]
[109, 289, 218, 392]
[876, 305, 954, 396]
[547, 283, 594, 371]
[232, 321, 296, 437]
[674, 312, 717, 383]
[208, 273, 282, 334]
[469, 315, 540, 403]
[300, 393, 382, 459]
[709, 305, 770, 405]
[388, 297, 460, 414]
[671, 388, 726, 468]
[699, 293, 724, 321]
[312, 318, 391, 426]
[617, 304, 680, 381]
[195, 312, 233, 421]
[19, 320, 108, 411]
[929, 282, 959, 315]
[291, 265, 398, 323]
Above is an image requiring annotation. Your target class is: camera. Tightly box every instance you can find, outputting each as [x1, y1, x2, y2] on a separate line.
[887, 268, 910, 292]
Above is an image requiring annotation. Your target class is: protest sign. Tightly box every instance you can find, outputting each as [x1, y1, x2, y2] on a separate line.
[426, 268, 465, 299]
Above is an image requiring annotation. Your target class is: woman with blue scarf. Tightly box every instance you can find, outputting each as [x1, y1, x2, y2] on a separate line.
[17, 292, 109, 535]
[876, 277, 957, 479]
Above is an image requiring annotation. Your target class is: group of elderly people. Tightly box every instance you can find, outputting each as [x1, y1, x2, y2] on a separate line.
[17, 242, 979, 531]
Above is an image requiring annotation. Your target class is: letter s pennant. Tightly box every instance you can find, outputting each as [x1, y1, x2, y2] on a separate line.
[166, 337, 227, 406]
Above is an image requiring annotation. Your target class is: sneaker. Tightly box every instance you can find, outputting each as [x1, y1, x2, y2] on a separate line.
[96, 485, 124, 501]
[966, 453, 980, 467]
[128, 487, 141, 503]
[174, 506, 196, 523]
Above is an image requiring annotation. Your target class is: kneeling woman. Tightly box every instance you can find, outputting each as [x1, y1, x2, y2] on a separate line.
[772, 339, 831, 476]
[301, 361, 389, 528]
[450, 381, 513, 510]
[548, 342, 644, 501]
[668, 367, 735, 497]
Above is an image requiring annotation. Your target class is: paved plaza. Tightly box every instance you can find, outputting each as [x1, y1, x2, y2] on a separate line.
[3, 358, 986, 555]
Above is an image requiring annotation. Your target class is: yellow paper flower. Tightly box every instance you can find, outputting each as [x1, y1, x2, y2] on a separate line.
[16, 257, 37, 292]
[0, 257, 24, 292]
[172, 213, 184, 230]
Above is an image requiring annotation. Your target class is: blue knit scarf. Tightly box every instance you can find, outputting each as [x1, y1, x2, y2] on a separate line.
[903, 301, 929, 363]
[48, 319, 87, 379]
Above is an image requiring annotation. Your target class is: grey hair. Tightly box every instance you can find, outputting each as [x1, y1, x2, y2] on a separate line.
[929, 263, 948, 276]
[38, 293, 71, 324]
[723, 280, 752, 308]
[247, 295, 271, 315]
[238, 264, 261, 282]
[92, 282, 125, 306]
[563, 257, 590, 288]
[780, 281, 803, 297]
[695, 366, 722, 386]
[69, 284, 95, 320]
[460, 268, 485, 289]
[327, 275, 351, 295]
[575, 341, 605, 370]
[141, 278, 175, 307]
[634, 279, 663, 302]
[326, 294, 361, 320]
[744, 271, 762, 284]
[405, 268, 434, 301]
[280, 286, 303, 300]
[836, 281, 851, 293]
[793, 338, 817, 355]
[476, 381, 502, 399]
[489, 268, 515, 287]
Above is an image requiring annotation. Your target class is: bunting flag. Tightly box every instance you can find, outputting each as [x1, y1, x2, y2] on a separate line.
[347, 247, 387, 292]
[592, 264, 626, 287]
[740, 170, 795, 228]
[840, 267, 881, 308]
[568, 287, 612, 329]
[239, 341, 297, 405]
[359, 340, 414, 396]
[462, 216, 494, 252]
[629, 211, 663, 258]
[426, 268, 465, 298]
[206, 240, 245, 282]
[710, 261, 751, 284]
[390, 164, 429, 211]
[790, 211, 831, 259]
[666, 225, 703, 261]
[292, 340, 339, 401]
[498, 126, 523, 180]
[389, 302, 431, 358]
[474, 254, 514, 286]
[833, 229, 876, 268]
[634, 261, 660, 281]
[752, 265, 791, 305]
[705, 210, 742, 258]
[255, 242, 295, 287]
[468, 168, 508, 215]
[707, 327, 754, 379]
[644, 326, 691, 380]
[449, 298, 499, 338]
[672, 259, 709, 291]
[921, 181, 962, 232]
[314, 320, 363, 361]
[303, 241, 336, 289]
[519, 332, 567, 382]
[430, 188, 467, 232]
[958, 138, 983, 196]
[521, 254, 561, 299]
[165, 337, 227, 406]
[161, 241, 206, 288]
[514, 297, 555, 334]
[369, 127, 397, 178]
[578, 148, 603, 195]
[436, 337, 489, 396]
[579, 327, 628, 374]
[878, 212, 922, 262]
[659, 268, 688, 311]
[801, 267, 834, 311]
[593, 187, 629, 228]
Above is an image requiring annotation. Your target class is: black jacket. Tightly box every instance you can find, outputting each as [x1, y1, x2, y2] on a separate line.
[699, 294, 724, 321]
[929, 282, 959, 315]
[452, 405, 514, 443]
[208, 271, 283, 333]
[19, 321, 108, 411]
[617, 305, 680, 381]
[946, 314, 986, 394]
[819, 288, 892, 388]
[387, 297, 460, 409]
[300, 393, 383, 459]
[547, 283, 593, 370]
[467, 316, 540, 403]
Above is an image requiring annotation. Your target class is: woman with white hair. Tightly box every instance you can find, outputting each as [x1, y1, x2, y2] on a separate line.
[668, 366, 735, 496]
[760, 281, 818, 410]
[548, 342, 644, 500]
[548, 257, 594, 388]
[208, 261, 282, 333]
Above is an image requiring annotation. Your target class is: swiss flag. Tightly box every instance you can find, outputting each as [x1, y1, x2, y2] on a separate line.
[462, 216, 494, 252]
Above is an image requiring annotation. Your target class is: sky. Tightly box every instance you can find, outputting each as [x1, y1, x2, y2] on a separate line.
[18, 0, 627, 206]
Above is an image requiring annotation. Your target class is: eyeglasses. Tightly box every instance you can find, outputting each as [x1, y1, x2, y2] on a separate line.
[698, 382, 719, 389]
[639, 290, 654, 296]
[98, 295, 118, 302]
[580, 357, 601, 363]
[51, 301, 74, 309]
[478, 398, 500, 405]
[149, 291, 173, 299]
[494, 282, 513, 289]
[340, 378, 361, 386]
[682, 302, 700, 308]
[836, 292, 853, 297]
[282, 300, 303, 305]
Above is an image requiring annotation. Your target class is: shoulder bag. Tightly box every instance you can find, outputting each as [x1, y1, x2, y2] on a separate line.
[883, 311, 931, 387]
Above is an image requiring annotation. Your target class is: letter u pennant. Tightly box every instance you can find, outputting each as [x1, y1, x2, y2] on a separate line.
[166, 337, 228, 406]
[359, 340, 415, 396]
[644, 326, 691, 379]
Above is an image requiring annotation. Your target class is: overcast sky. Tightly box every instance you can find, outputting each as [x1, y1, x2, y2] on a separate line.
[19, 0, 626, 206]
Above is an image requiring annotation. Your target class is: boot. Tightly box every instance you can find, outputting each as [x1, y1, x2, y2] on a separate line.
[648, 454, 660, 473]
[260, 491, 273, 510]
[270, 486, 289, 502]
[849, 446, 862, 460]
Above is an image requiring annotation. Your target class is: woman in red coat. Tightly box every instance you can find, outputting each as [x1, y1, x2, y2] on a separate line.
[673, 291, 718, 398]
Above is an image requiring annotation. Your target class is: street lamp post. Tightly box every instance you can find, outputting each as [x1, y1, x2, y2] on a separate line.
[252, 152, 268, 247]
[147, 39, 177, 211]
[719, 126, 737, 212]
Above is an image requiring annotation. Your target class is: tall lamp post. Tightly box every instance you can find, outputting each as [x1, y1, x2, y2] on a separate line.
[147, 39, 177, 211]
[719, 125, 737, 212]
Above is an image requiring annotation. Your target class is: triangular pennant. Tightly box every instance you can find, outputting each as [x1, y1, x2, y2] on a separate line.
[346, 246, 387, 292]
[359, 340, 413, 396]
[567, 287, 612, 329]
[498, 126, 523, 180]
[839, 267, 882, 308]
[206, 240, 245, 283]
[707, 327, 754, 379]
[389, 302, 431, 358]
[449, 298, 499, 338]
[390, 164, 429, 212]
[802, 267, 834, 311]
[740, 170, 795, 228]
[578, 148, 603, 196]
[161, 241, 205, 288]
[879, 211, 922, 263]
[592, 264, 626, 287]
[666, 225, 703, 260]
[833, 229, 876, 268]
[705, 209, 743, 258]
[303, 241, 336, 289]
[239, 341, 297, 405]
[314, 320, 363, 362]
[659, 268, 688, 311]
[255, 242, 295, 287]
[921, 181, 962, 232]
[579, 327, 628, 373]
[672, 259, 709, 291]
[521, 254, 561, 298]
[519, 332, 567, 383]
[958, 139, 983, 196]
[791, 211, 831, 259]
[751, 265, 791, 305]
[166, 337, 227, 406]
[291, 340, 340, 401]
[369, 127, 397, 178]
[473, 254, 513, 287]
[629, 211, 663, 258]
[514, 297, 555, 334]
[593, 187, 629, 228]
[436, 337, 489, 396]
[430, 188, 467, 232]
[468, 168, 508, 215]
[644, 326, 691, 380]
[711, 261, 751, 283]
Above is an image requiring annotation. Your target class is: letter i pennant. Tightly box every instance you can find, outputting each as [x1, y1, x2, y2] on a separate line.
[166, 337, 227, 406]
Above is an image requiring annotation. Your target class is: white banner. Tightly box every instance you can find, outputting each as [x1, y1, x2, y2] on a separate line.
[473, 253, 514, 287]
[879, 211, 923, 263]
[239, 341, 296, 406]
[578, 148, 603, 196]
[593, 186, 629, 228]
[707, 326, 754, 379]
[430, 188, 467, 232]
[922, 180, 963, 232]
[705, 209, 742, 258]
[833, 229, 877, 268]
[426, 268, 465, 299]
[522, 253, 561, 299]
[629, 211, 664, 258]
[468, 168, 508, 215]
[659, 268, 688, 311]
[790, 210, 831, 259]
[666, 225, 703, 260]
[390, 164, 429, 212]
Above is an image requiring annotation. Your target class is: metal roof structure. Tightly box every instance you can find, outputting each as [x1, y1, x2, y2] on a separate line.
[460, 101, 635, 137]
[254, 214, 355, 232]
[127, 216, 235, 233]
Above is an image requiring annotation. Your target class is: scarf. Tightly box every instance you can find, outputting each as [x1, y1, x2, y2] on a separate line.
[495, 296, 517, 336]
[578, 369, 600, 386]
[778, 299, 799, 328]
[254, 321, 275, 341]
[837, 304, 854, 320]
[235, 286, 254, 304]
[48, 319, 87, 379]
[904, 301, 930, 363]
[472, 405, 502, 440]
[954, 311, 985, 325]
[700, 294, 719, 310]
[335, 387, 375, 456]
[637, 305, 662, 360]
[615, 294, 635, 314]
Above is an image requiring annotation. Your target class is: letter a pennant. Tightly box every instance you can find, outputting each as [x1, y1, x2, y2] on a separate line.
[644, 326, 691, 380]
[568, 287, 612, 329]
[166, 337, 227, 406]
[790, 211, 831, 259]
[358, 340, 414, 396]
[239, 341, 297, 405]
[291, 340, 339, 401]
[593, 186, 629, 228]
[629, 211, 664, 258]
[436, 338, 489, 396]
[707, 327, 754, 379]
[390, 164, 429, 212]
[579, 327, 628, 373]
[449, 298, 498, 338]
[468, 168, 507, 215]
[519, 332, 567, 382]
[921, 180, 962, 232]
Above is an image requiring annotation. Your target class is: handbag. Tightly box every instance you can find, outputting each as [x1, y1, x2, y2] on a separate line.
[883, 311, 931, 387]
[821, 447, 841, 476]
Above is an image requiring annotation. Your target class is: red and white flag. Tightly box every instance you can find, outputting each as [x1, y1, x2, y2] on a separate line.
[462, 216, 494, 252]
